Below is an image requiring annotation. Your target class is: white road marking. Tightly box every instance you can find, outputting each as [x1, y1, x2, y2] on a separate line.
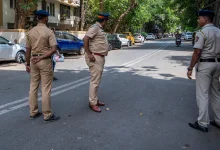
[0, 41, 171, 116]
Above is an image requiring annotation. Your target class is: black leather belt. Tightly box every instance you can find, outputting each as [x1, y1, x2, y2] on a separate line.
[32, 54, 44, 56]
[31, 54, 51, 59]
[200, 58, 220, 62]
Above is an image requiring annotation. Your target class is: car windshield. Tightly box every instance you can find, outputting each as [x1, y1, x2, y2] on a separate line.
[124, 33, 129, 36]
[147, 33, 153, 35]
[0, 36, 9, 44]
[186, 33, 192, 35]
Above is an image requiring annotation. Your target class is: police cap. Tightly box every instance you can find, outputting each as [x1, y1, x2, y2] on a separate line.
[97, 13, 110, 20]
[197, 10, 215, 18]
[35, 10, 50, 17]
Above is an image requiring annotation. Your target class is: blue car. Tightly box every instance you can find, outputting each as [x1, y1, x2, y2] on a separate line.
[55, 31, 84, 55]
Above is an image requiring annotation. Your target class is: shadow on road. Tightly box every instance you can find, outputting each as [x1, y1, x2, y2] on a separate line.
[0, 63, 219, 150]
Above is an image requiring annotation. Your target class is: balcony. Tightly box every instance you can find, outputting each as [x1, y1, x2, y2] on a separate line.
[55, 0, 80, 7]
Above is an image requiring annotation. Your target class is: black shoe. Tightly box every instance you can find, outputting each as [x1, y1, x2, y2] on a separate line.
[30, 112, 42, 120]
[43, 114, 60, 123]
[53, 77, 58, 81]
[210, 121, 220, 129]
[189, 121, 208, 132]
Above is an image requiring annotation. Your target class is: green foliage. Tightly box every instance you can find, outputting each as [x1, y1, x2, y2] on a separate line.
[19, 0, 41, 11]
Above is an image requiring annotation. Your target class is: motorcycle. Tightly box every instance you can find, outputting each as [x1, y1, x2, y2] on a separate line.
[176, 36, 181, 47]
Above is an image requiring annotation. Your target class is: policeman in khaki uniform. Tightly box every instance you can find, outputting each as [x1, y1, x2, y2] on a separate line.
[188, 10, 220, 132]
[26, 10, 60, 122]
[84, 13, 110, 112]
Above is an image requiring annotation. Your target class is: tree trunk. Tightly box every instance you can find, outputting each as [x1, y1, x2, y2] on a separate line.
[14, 0, 28, 29]
[79, 0, 85, 31]
[112, 0, 137, 33]
[214, 0, 220, 27]
[100, 0, 104, 12]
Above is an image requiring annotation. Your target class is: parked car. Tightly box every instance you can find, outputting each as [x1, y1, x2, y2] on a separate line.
[0, 36, 26, 63]
[107, 34, 122, 50]
[133, 33, 145, 43]
[55, 31, 84, 55]
[124, 32, 135, 46]
[146, 33, 156, 40]
[184, 32, 193, 40]
[114, 34, 130, 47]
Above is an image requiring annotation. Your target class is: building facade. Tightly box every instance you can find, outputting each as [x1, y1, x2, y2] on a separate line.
[0, 0, 81, 30]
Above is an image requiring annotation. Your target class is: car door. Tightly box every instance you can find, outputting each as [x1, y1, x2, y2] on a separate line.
[64, 34, 78, 51]
[56, 32, 68, 51]
[0, 36, 14, 59]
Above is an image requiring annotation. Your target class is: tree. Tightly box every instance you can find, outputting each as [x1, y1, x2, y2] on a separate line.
[79, 0, 85, 30]
[14, 0, 40, 29]
[112, 0, 138, 33]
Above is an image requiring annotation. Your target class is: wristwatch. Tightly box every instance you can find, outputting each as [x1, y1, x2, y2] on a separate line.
[187, 67, 193, 71]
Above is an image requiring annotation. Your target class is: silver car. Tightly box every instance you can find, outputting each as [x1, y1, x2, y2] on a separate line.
[0, 36, 26, 63]
[133, 33, 144, 43]
[146, 33, 156, 40]
[184, 32, 193, 40]
[114, 34, 130, 47]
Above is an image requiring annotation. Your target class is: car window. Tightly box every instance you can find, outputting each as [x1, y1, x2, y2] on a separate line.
[65, 34, 78, 41]
[0, 37, 9, 44]
[124, 33, 129, 36]
[147, 33, 153, 35]
[133, 34, 140, 36]
[107, 35, 116, 40]
[186, 33, 192, 35]
[55, 33, 65, 39]
[119, 35, 126, 38]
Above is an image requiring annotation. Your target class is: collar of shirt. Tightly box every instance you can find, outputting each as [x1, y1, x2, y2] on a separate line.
[202, 23, 214, 29]
[37, 23, 47, 27]
[96, 22, 103, 29]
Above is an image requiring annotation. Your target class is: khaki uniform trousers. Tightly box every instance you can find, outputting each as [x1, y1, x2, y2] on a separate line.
[85, 54, 105, 105]
[29, 58, 53, 120]
[196, 62, 220, 127]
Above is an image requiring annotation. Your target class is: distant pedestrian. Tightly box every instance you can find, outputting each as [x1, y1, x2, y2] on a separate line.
[188, 10, 220, 132]
[25, 10, 60, 122]
[51, 27, 61, 81]
[83, 13, 110, 112]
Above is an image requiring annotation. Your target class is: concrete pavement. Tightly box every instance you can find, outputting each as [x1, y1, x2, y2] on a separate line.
[0, 39, 219, 150]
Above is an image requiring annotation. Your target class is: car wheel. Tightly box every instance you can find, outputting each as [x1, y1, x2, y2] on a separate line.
[78, 47, 85, 55]
[109, 44, 113, 50]
[15, 51, 26, 64]
[118, 44, 122, 49]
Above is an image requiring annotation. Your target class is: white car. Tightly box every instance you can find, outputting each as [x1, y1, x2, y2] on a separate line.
[0, 36, 26, 63]
[184, 32, 193, 40]
[146, 33, 156, 40]
[133, 33, 144, 43]
[114, 34, 130, 47]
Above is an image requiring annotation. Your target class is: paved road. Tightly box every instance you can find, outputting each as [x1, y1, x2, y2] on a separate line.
[0, 39, 219, 150]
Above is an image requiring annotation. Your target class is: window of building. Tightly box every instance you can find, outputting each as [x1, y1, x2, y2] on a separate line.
[10, 0, 16, 9]
[50, 3, 55, 16]
[42, 0, 46, 10]
[60, 4, 70, 19]
[73, 8, 80, 17]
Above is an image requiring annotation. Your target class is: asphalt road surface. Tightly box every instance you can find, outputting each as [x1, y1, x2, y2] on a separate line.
[0, 39, 219, 150]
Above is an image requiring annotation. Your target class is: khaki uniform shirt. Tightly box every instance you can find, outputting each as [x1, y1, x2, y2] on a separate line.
[194, 24, 220, 59]
[86, 22, 109, 56]
[26, 23, 57, 54]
